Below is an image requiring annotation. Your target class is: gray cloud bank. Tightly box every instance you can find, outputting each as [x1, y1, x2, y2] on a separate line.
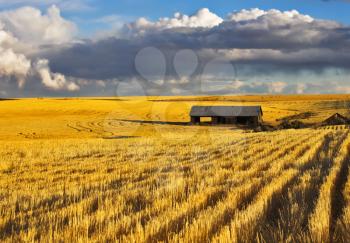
[1, 7, 350, 96]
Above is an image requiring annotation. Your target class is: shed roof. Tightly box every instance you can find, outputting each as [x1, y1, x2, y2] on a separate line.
[190, 106, 263, 117]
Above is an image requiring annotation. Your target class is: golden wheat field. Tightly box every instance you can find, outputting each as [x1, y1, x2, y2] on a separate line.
[1, 95, 350, 242]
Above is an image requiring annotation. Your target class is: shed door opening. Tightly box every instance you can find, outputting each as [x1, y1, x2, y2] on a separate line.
[237, 116, 251, 125]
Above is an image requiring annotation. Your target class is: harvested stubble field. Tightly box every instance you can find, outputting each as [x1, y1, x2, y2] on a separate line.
[1, 95, 350, 242]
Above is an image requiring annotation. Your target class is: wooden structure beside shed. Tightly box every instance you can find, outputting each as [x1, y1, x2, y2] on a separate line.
[322, 113, 350, 125]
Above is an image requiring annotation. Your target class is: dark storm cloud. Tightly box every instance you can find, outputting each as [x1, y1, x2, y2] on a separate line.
[46, 8, 350, 84]
[1, 7, 344, 96]
[48, 39, 139, 80]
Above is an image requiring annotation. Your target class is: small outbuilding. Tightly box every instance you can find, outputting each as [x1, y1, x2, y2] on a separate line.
[322, 113, 350, 125]
[190, 106, 263, 126]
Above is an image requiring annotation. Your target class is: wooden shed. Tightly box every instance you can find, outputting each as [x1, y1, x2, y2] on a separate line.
[190, 106, 263, 126]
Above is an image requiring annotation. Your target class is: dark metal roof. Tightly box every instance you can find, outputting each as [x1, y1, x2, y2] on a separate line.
[190, 106, 263, 117]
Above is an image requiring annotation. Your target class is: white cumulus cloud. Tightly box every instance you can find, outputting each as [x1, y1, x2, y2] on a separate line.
[0, 28, 30, 87]
[0, 47, 31, 87]
[0, 5, 79, 91]
[228, 8, 314, 23]
[35, 59, 79, 91]
[0, 5, 76, 48]
[124, 8, 223, 37]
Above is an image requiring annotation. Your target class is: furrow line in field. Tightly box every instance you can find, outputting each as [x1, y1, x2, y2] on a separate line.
[126, 133, 320, 242]
[334, 163, 350, 242]
[112, 136, 304, 240]
[308, 131, 350, 242]
[330, 146, 350, 241]
[255, 130, 347, 242]
[211, 131, 329, 242]
[104, 133, 309, 215]
[87, 133, 309, 240]
[0, 132, 313, 241]
[206, 131, 327, 242]
[232, 132, 317, 174]
[218, 132, 310, 171]
[170, 174, 274, 242]
[186, 131, 312, 174]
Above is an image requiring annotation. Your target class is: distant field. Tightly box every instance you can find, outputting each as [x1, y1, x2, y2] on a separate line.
[1, 95, 350, 242]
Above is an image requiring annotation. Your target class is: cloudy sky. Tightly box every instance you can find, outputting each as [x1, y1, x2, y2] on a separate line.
[1, 0, 350, 97]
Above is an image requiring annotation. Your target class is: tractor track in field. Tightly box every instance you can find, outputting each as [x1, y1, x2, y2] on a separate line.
[256, 131, 349, 242]
[330, 140, 350, 241]
[207, 132, 326, 242]
[262, 132, 336, 232]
